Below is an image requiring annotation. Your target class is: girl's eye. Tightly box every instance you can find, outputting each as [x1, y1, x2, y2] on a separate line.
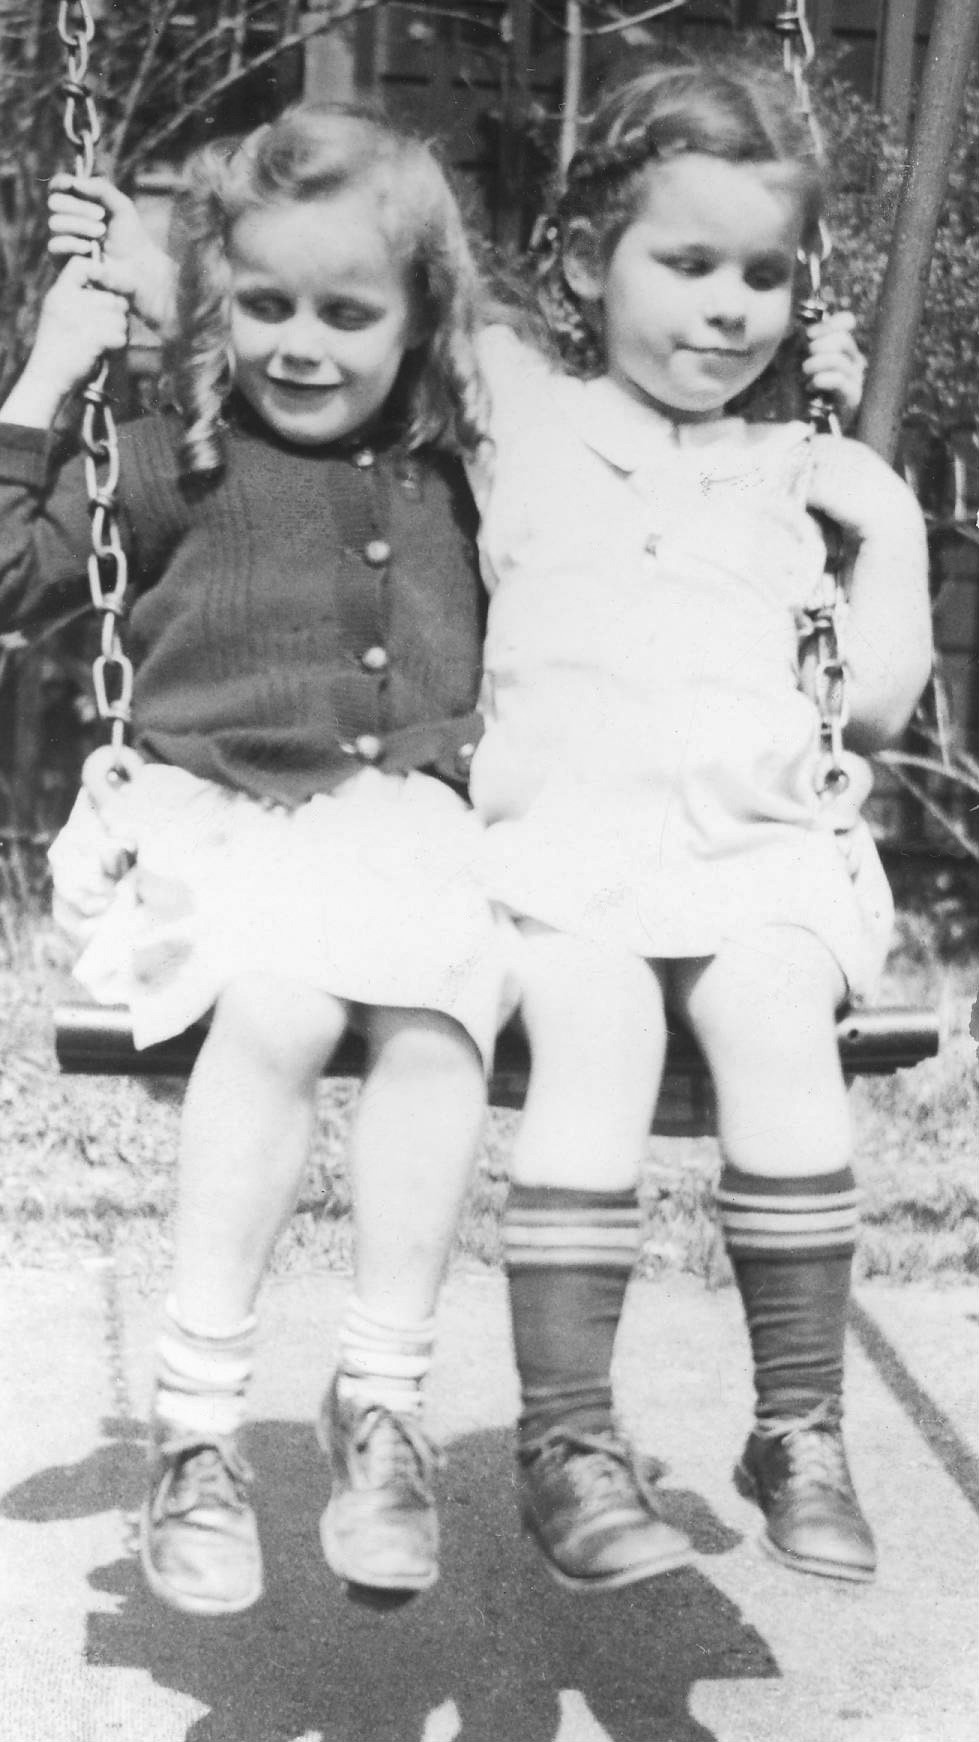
[662, 253, 712, 277]
[746, 257, 793, 292]
[322, 302, 379, 331]
[237, 291, 292, 323]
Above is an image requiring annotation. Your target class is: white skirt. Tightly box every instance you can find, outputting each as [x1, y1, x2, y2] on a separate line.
[48, 763, 516, 1067]
[481, 786, 894, 1003]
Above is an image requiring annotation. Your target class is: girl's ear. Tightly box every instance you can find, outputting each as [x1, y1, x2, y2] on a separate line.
[562, 220, 605, 304]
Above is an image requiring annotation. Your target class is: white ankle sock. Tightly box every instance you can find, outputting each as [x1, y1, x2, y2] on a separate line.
[335, 1295, 436, 1416]
[154, 1296, 256, 1439]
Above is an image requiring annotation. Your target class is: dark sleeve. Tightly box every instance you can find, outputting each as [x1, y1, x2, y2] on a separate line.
[0, 415, 180, 638]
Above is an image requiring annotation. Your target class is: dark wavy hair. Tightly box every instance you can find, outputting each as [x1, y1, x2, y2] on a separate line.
[529, 58, 825, 381]
[162, 103, 488, 473]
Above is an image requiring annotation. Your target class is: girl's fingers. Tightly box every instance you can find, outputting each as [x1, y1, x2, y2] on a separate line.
[49, 203, 106, 238]
[48, 172, 131, 216]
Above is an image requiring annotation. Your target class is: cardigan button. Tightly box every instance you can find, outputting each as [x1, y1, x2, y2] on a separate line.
[364, 539, 391, 566]
[456, 742, 476, 773]
[361, 645, 389, 673]
[354, 733, 383, 763]
[353, 448, 375, 469]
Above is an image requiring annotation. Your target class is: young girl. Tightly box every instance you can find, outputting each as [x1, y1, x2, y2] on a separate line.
[466, 63, 931, 1591]
[0, 105, 514, 1617]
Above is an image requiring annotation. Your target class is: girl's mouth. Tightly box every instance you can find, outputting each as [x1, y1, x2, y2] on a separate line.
[268, 378, 340, 396]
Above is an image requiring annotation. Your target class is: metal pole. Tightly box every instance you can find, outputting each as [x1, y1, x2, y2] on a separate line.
[857, 0, 979, 464]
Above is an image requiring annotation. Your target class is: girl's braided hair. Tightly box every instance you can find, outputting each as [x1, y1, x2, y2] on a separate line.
[163, 103, 488, 474]
[530, 58, 825, 378]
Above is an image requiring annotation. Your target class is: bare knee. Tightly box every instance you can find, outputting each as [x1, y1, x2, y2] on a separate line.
[210, 974, 347, 1086]
[675, 932, 852, 1178]
[518, 926, 667, 1075]
[366, 1007, 483, 1092]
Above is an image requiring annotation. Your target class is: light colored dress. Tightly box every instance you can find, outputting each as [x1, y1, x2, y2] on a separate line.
[49, 763, 514, 1067]
[468, 326, 893, 999]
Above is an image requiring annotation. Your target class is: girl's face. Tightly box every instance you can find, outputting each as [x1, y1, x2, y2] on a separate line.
[583, 153, 801, 422]
[228, 190, 416, 447]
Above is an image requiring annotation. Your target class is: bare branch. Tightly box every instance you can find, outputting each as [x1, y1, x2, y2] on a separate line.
[113, 0, 383, 177]
[105, 0, 186, 175]
[876, 761, 979, 861]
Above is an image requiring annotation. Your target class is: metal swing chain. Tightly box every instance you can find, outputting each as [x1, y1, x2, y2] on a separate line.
[57, 0, 133, 767]
[775, 0, 850, 799]
[59, 7, 143, 1550]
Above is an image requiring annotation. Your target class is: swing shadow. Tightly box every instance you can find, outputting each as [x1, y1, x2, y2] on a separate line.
[2, 1419, 775, 1742]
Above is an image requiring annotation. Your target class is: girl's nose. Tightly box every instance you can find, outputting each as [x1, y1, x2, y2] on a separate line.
[702, 269, 748, 330]
[278, 311, 329, 367]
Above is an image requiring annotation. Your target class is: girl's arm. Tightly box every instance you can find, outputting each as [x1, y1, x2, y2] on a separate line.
[0, 258, 130, 630]
[48, 175, 176, 331]
[2, 255, 129, 428]
[807, 435, 932, 753]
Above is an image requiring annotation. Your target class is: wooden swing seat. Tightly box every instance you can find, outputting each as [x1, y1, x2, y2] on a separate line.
[54, 1000, 940, 1138]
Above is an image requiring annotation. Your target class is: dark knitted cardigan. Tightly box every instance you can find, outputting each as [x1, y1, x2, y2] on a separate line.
[0, 399, 485, 807]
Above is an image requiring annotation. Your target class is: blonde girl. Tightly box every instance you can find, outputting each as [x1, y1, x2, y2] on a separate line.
[0, 105, 512, 1617]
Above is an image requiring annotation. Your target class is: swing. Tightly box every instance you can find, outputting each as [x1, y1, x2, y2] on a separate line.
[49, 1, 940, 1135]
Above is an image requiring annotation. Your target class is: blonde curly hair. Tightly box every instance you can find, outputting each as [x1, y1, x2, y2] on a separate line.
[163, 104, 488, 473]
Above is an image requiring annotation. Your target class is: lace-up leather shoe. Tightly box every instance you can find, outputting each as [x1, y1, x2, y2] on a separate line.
[734, 1401, 876, 1583]
[318, 1377, 441, 1594]
[140, 1432, 263, 1616]
[518, 1428, 692, 1592]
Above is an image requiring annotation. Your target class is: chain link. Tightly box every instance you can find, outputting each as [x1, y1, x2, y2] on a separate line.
[57, 0, 134, 767]
[775, 1, 850, 797]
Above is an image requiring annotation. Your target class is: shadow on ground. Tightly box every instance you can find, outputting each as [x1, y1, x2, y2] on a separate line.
[2, 1421, 775, 1742]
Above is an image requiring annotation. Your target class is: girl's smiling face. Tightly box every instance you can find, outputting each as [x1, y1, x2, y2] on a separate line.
[228, 190, 416, 446]
[578, 153, 802, 423]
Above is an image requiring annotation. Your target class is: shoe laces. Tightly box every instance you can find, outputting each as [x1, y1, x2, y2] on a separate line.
[350, 1405, 442, 1499]
[156, 1436, 253, 1518]
[757, 1400, 851, 1492]
[531, 1429, 655, 1508]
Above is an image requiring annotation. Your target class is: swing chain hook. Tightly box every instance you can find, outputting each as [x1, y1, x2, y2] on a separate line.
[57, 0, 133, 770]
[776, 0, 849, 799]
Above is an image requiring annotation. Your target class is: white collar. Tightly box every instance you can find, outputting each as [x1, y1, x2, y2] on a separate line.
[556, 372, 807, 476]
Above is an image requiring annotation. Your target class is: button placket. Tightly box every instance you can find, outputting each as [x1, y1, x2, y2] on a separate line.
[334, 450, 393, 764]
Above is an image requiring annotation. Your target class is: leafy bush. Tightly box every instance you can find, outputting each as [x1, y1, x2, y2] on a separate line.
[816, 61, 979, 437]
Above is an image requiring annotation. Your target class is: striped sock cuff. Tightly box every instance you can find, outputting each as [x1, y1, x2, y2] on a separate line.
[504, 1185, 641, 1272]
[715, 1165, 860, 1261]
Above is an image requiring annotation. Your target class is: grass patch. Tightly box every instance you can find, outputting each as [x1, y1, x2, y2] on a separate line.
[1, 859, 976, 1285]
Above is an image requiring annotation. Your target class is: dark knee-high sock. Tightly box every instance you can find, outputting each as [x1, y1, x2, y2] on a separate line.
[504, 1184, 640, 1453]
[715, 1164, 859, 1426]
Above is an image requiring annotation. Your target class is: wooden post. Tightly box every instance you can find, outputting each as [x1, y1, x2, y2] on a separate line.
[559, 0, 584, 174]
[857, 0, 979, 465]
[497, 0, 533, 249]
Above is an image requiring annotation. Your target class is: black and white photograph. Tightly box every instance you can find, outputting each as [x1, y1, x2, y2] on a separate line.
[0, 2, 976, 1738]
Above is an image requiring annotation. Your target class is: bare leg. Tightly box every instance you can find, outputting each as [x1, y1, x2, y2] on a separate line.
[511, 922, 668, 1192]
[145, 973, 348, 1616]
[670, 925, 850, 1178]
[672, 929, 875, 1581]
[171, 972, 348, 1331]
[348, 1007, 486, 1320]
[320, 1007, 486, 1595]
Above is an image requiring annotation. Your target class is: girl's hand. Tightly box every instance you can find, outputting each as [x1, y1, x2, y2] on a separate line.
[48, 174, 174, 330]
[1, 255, 129, 427]
[801, 310, 866, 426]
